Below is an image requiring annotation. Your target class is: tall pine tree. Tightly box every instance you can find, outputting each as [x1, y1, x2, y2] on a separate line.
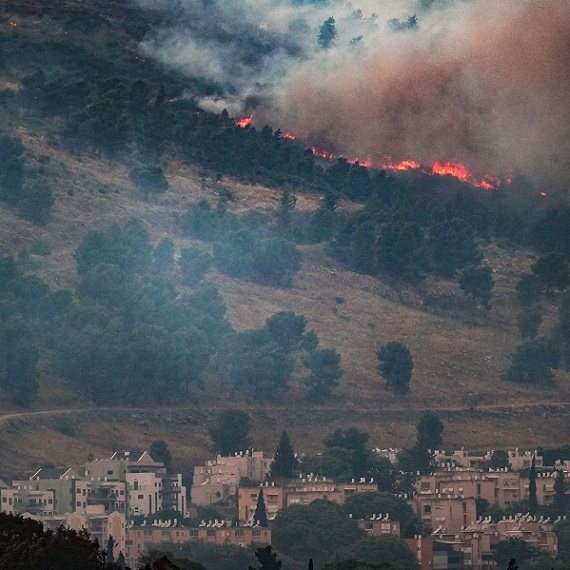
[528, 455, 538, 513]
[270, 431, 298, 479]
[254, 487, 268, 527]
[553, 468, 568, 514]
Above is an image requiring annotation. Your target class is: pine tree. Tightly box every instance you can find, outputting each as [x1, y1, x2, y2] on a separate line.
[528, 455, 538, 513]
[254, 487, 268, 527]
[270, 431, 298, 479]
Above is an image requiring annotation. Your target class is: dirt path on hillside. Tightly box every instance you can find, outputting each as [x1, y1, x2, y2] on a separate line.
[0, 401, 568, 426]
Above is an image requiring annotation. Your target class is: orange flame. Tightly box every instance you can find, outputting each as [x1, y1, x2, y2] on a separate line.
[9, 21, 17, 27]
[236, 114, 254, 128]
[235, 119, 509, 190]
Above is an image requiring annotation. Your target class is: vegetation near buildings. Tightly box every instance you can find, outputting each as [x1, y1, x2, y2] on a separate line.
[272, 500, 365, 567]
[376, 342, 413, 395]
[335, 535, 418, 569]
[416, 413, 444, 451]
[270, 432, 298, 480]
[150, 440, 173, 470]
[253, 487, 269, 528]
[209, 410, 252, 456]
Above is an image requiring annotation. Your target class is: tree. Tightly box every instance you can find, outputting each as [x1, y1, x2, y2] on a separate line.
[276, 191, 297, 234]
[248, 546, 282, 570]
[324, 428, 370, 479]
[490, 450, 510, 469]
[531, 253, 569, 292]
[416, 413, 443, 451]
[376, 342, 413, 394]
[492, 538, 540, 568]
[129, 165, 169, 201]
[208, 410, 251, 455]
[153, 238, 175, 273]
[264, 312, 307, 353]
[178, 247, 212, 285]
[0, 512, 122, 570]
[272, 500, 365, 566]
[149, 440, 173, 469]
[318, 17, 337, 49]
[334, 536, 418, 569]
[270, 431, 298, 480]
[553, 469, 567, 514]
[460, 265, 494, 308]
[253, 238, 301, 287]
[528, 455, 537, 513]
[378, 222, 427, 283]
[19, 186, 54, 225]
[517, 305, 543, 339]
[516, 274, 543, 307]
[253, 487, 268, 527]
[343, 492, 420, 537]
[301, 448, 355, 482]
[303, 348, 343, 400]
[430, 218, 481, 277]
[505, 338, 560, 384]
[0, 135, 25, 204]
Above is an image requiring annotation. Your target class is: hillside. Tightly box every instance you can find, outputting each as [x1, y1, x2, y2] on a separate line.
[0, 0, 568, 477]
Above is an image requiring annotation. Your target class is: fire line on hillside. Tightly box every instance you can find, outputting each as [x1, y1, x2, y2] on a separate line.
[236, 115, 512, 191]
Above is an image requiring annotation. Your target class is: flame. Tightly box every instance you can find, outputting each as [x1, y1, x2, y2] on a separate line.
[539, 191, 547, 198]
[236, 114, 254, 128]
[236, 118, 509, 190]
[9, 21, 17, 27]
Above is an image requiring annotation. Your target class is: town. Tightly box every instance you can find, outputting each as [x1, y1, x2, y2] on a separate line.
[1, 436, 568, 569]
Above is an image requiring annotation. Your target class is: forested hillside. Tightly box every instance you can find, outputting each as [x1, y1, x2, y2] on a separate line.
[0, 0, 568, 475]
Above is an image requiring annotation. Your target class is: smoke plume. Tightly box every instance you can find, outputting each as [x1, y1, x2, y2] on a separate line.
[139, 0, 570, 190]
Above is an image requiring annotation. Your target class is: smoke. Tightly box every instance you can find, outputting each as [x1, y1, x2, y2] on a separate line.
[139, 0, 570, 190]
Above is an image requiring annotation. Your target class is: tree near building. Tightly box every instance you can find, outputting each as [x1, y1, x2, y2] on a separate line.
[416, 413, 444, 451]
[528, 455, 538, 513]
[149, 440, 172, 470]
[376, 342, 413, 394]
[553, 469, 567, 514]
[270, 431, 298, 480]
[303, 347, 343, 400]
[334, 535, 418, 569]
[253, 487, 268, 528]
[208, 410, 252, 455]
[248, 546, 282, 570]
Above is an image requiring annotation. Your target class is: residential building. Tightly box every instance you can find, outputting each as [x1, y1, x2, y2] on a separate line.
[413, 494, 477, 532]
[1, 487, 55, 516]
[192, 451, 272, 506]
[124, 521, 271, 568]
[357, 514, 401, 537]
[25, 506, 126, 560]
[238, 477, 378, 523]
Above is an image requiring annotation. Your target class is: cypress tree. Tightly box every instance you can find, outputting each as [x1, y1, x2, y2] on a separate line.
[528, 455, 538, 513]
[254, 487, 268, 527]
[553, 468, 567, 514]
[270, 431, 298, 479]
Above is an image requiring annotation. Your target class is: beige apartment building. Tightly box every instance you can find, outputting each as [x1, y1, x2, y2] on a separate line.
[416, 466, 569, 510]
[413, 494, 477, 532]
[25, 505, 127, 560]
[192, 451, 272, 506]
[433, 449, 543, 471]
[357, 514, 401, 537]
[0, 487, 55, 516]
[124, 522, 271, 568]
[406, 513, 558, 570]
[238, 477, 378, 523]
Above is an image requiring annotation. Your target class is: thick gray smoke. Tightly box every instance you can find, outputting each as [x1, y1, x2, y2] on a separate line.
[139, 0, 570, 190]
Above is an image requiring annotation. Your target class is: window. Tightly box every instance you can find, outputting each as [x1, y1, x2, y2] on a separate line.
[253, 530, 261, 537]
[207, 529, 216, 536]
[138, 495, 144, 500]
[107, 470, 113, 476]
[423, 505, 432, 514]
[365, 522, 373, 530]
[235, 530, 244, 537]
[190, 530, 198, 537]
[77, 501, 82, 507]
[421, 482, 431, 489]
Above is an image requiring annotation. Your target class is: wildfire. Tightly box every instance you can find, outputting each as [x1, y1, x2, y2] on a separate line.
[9, 21, 17, 27]
[235, 116, 509, 191]
[236, 114, 254, 128]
